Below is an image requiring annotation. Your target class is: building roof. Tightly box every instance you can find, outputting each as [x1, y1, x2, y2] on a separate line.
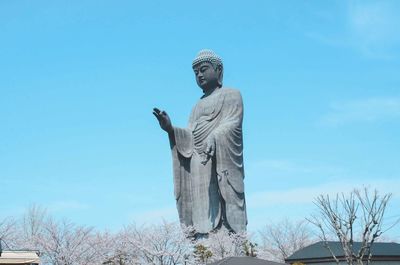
[286, 241, 400, 262]
[0, 250, 40, 264]
[207, 256, 285, 265]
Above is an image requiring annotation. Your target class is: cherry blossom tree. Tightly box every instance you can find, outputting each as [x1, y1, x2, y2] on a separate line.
[1, 207, 261, 264]
[0, 217, 18, 250]
[258, 219, 315, 262]
[120, 221, 194, 265]
[37, 218, 103, 265]
[193, 228, 252, 264]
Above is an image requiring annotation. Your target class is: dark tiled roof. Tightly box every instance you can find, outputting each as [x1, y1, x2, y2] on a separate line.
[207, 257, 286, 265]
[286, 241, 400, 262]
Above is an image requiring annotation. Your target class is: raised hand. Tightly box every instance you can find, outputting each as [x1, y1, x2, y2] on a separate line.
[153, 107, 173, 134]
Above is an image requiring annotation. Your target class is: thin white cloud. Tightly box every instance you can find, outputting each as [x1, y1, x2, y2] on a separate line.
[247, 179, 400, 208]
[246, 178, 400, 237]
[320, 97, 400, 126]
[246, 159, 342, 176]
[129, 206, 178, 225]
[305, 0, 400, 59]
[347, 0, 400, 58]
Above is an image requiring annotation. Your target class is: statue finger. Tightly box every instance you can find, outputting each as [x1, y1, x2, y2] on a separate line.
[152, 111, 161, 119]
[209, 148, 215, 157]
[206, 145, 211, 154]
[153, 108, 161, 114]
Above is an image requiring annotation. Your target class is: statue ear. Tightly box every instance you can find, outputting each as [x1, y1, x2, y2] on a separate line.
[217, 65, 223, 87]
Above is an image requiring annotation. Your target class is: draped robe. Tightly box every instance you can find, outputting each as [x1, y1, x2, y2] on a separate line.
[170, 88, 247, 233]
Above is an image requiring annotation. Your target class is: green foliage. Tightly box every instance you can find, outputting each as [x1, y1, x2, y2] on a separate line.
[194, 244, 213, 264]
[243, 240, 258, 257]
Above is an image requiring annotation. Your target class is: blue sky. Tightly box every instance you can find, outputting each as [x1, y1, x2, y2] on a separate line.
[1, 0, 400, 239]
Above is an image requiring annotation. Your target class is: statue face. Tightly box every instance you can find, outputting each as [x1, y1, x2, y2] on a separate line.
[193, 62, 222, 91]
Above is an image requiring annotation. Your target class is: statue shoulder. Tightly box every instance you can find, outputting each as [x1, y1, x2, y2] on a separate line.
[221, 87, 241, 94]
[221, 88, 243, 101]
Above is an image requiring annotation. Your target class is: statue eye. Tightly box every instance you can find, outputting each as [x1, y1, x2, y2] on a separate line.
[200, 66, 208, 72]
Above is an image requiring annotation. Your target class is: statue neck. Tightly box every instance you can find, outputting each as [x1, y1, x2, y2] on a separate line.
[202, 86, 220, 97]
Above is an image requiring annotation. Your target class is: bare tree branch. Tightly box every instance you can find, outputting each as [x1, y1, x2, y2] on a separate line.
[308, 188, 397, 265]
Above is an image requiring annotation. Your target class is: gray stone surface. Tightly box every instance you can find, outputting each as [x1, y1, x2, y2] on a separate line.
[153, 50, 247, 234]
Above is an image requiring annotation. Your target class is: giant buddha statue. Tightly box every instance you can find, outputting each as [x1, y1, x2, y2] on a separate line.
[153, 49, 247, 235]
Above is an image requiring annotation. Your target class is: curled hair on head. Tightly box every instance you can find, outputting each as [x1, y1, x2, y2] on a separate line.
[192, 49, 223, 70]
[210, 61, 223, 72]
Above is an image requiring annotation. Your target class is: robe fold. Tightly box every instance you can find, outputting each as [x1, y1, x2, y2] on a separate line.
[171, 88, 247, 233]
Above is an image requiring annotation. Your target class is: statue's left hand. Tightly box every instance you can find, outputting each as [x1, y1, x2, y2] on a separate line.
[201, 135, 216, 165]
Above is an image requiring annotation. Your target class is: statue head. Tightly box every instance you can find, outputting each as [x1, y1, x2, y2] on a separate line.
[192, 49, 223, 92]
